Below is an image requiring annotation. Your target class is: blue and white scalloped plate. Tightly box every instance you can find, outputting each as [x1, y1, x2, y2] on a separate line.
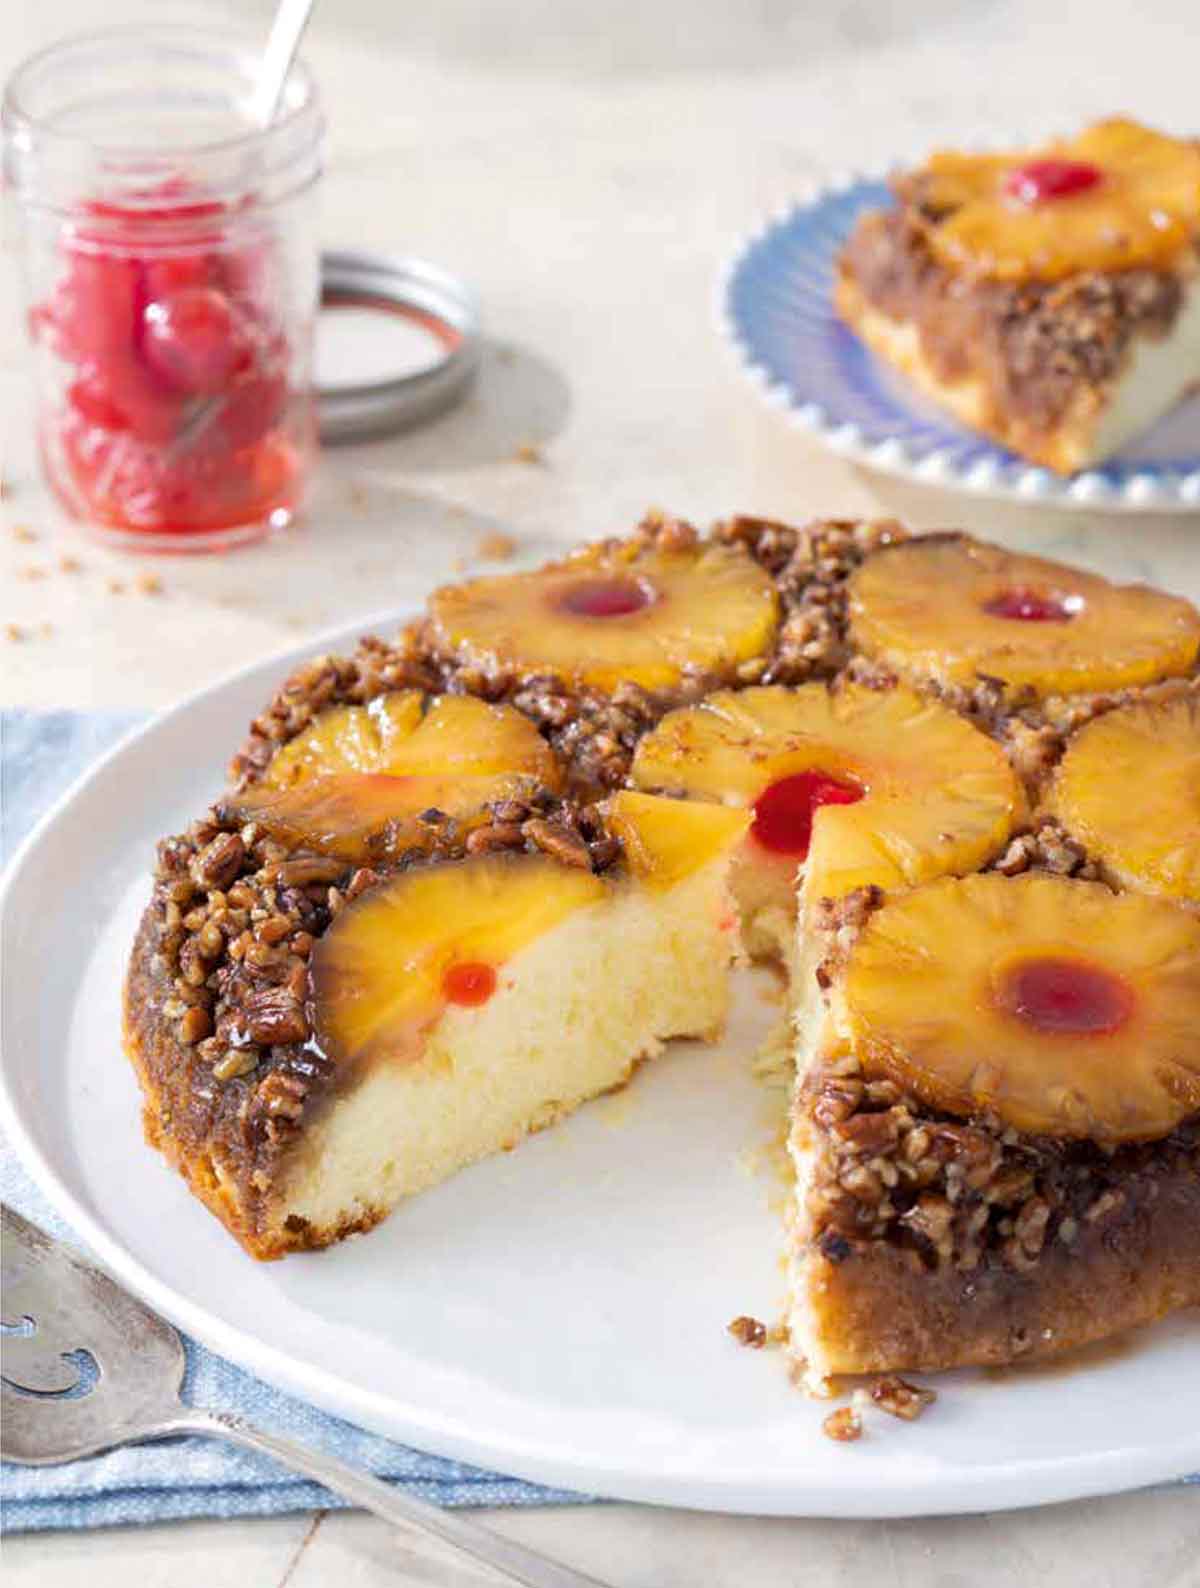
[719, 176, 1200, 513]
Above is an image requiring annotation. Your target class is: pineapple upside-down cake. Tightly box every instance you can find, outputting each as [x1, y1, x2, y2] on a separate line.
[125, 512, 1200, 1382]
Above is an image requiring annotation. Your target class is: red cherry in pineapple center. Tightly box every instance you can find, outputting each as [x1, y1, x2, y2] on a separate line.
[1004, 159, 1103, 206]
[996, 956, 1133, 1036]
[984, 586, 1078, 623]
[142, 286, 245, 396]
[442, 961, 497, 1007]
[751, 771, 863, 859]
[557, 577, 654, 619]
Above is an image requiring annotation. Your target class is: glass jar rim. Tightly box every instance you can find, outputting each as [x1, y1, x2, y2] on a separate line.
[3, 23, 320, 164]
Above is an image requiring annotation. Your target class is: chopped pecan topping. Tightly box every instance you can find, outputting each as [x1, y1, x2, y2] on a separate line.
[869, 1375, 937, 1421]
[178, 1006, 213, 1046]
[241, 986, 310, 1047]
[991, 818, 1099, 881]
[727, 1315, 767, 1348]
[192, 832, 245, 890]
[270, 855, 348, 888]
[466, 821, 525, 855]
[522, 817, 591, 868]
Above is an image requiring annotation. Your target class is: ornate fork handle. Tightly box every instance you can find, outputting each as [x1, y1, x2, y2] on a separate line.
[151, 1407, 609, 1588]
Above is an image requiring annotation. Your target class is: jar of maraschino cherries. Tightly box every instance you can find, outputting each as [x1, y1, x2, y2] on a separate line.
[3, 27, 323, 551]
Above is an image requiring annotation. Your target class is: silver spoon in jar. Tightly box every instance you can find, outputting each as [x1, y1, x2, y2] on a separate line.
[166, 0, 319, 461]
[250, 0, 319, 128]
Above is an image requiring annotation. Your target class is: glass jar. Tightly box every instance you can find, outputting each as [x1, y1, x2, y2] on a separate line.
[3, 26, 324, 552]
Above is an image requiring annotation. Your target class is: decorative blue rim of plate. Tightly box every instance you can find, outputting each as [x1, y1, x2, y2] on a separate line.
[718, 174, 1200, 514]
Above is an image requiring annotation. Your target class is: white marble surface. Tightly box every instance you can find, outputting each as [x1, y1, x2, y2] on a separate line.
[2, 0, 1198, 1581]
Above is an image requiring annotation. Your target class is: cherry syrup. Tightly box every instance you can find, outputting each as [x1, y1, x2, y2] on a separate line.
[996, 956, 1133, 1036]
[557, 578, 655, 619]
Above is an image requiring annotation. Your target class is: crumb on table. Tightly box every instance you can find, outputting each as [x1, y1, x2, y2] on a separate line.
[476, 531, 517, 562]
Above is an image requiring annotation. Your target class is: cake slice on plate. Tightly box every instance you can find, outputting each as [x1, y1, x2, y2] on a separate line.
[788, 868, 1200, 1379]
[784, 536, 1200, 1379]
[127, 780, 748, 1259]
[835, 118, 1200, 473]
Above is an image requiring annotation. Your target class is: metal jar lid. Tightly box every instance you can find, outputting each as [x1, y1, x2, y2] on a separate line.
[315, 250, 481, 442]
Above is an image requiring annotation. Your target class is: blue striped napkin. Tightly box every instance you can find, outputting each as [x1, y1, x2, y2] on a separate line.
[0, 709, 583, 1532]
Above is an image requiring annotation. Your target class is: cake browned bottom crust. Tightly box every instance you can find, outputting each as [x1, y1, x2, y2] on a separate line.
[793, 1076, 1200, 1376]
[124, 907, 362, 1259]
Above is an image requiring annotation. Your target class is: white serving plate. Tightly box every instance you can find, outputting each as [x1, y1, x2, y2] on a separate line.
[2, 616, 1198, 1518]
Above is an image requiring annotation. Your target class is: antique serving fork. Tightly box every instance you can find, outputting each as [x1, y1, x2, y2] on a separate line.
[0, 1205, 609, 1587]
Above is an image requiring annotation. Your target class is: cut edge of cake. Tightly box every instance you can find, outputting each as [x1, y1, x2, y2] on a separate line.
[782, 874, 1200, 1388]
[834, 267, 1200, 476]
[125, 804, 749, 1260]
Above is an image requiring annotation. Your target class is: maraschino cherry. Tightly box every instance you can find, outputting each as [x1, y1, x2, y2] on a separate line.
[143, 287, 248, 396]
[442, 961, 498, 1007]
[1004, 159, 1103, 206]
[985, 587, 1077, 623]
[558, 578, 654, 618]
[996, 956, 1133, 1036]
[751, 771, 863, 859]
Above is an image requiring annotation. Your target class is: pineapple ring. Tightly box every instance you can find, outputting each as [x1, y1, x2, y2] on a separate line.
[840, 872, 1200, 1144]
[630, 682, 1025, 903]
[849, 536, 1200, 702]
[263, 692, 561, 792]
[264, 691, 425, 788]
[605, 789, 751, 890]
[311, 855, 607, 1069]
[1049, 692, 1200, 902]
[225, 771, 556, 863]
[309, 793, 747, 1068]
[916, 118, 1200, 281]
[237, 694, 563, 864]
[425, 539, 779, 694]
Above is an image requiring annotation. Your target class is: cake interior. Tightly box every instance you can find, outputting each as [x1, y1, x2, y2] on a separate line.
[1087, 282, 1200, 459]
[272, 855, 737, 1248]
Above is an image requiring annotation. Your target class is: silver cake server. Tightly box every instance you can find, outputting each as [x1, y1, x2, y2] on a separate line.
[0, 1204, 610, 1587]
